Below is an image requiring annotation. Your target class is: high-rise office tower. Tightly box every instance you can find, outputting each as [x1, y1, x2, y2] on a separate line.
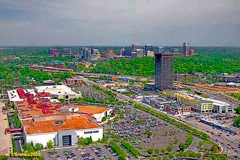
[123, 46, 132, 56]
[144, 44, 154, 56]
[82, 48, 91, 61]
[131, 44, 139, 52]
[136, 49, 144, 58]
[183, 42, 189, 56]
[155, 51, 173, 90]
[119, 48, 125, 56]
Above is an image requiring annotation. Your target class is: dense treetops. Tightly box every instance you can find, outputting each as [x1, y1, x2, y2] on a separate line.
[92, 49, 240, 76]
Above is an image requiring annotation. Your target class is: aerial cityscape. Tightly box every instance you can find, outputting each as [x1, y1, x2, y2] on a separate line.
[0, 0, 240, 160]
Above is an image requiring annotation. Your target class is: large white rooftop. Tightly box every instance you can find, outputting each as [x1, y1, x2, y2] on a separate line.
[190, 94, 231, 107]
[35, 85, 80, 95]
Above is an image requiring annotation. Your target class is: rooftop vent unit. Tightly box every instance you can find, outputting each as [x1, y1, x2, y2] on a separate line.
[54, 120, 64, 125]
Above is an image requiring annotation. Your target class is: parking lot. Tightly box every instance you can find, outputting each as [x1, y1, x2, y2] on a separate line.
[182, 114, 240, 154]
[105, 105, 187, 154]
[41, 144, 118, 160]
[74, 84, 111, 100]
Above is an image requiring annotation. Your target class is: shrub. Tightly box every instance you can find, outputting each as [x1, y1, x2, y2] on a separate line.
[169, 153, 174, 159]
[154, 148, 160, 154]
[147, 148, 153, 154]
[160, 148, 165, 153]
[46, 140, 53, 149]
[109, 141, 126, 159]
[166, 144, 173, 152]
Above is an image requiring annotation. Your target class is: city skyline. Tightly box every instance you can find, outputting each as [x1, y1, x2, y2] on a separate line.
[0, 0, 240, 46]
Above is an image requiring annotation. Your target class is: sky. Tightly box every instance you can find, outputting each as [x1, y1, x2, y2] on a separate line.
[0, 0, 240, 46]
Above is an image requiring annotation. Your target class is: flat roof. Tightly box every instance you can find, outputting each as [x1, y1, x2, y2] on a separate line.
[16, 100, 110, 120]
[75, 105, 110, 114]
[35, 85, 79, 95]
[16, 100, 64, 119]
[22, 116, 100, 134]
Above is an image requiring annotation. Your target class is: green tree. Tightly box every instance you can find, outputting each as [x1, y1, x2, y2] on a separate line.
[179, 143, 185, 151]
[169, 153, 174, 159]
[166, 144, 173, 152]
[101, 117, 107, 122]
[235, 106, 240, 114]
[146, 129, 152, 138]
[149, 156, 155, 160]
[211, 144, 219, 153]
[147, 148, 153, 154]
[78, 137, 85, 145]
[34, 143, 44, 151]
[162, 155, 168, 160]
[234, 116, 240, 128]
[160, 148, 165, 153]
[154, 148, 160, 154]
[46, 140, 53, 149]
[211, 155, 217, 160]
[84, 137, 92, 145]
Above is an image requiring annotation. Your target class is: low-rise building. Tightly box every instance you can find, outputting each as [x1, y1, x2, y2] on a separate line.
[191, 94, 234, 113]
[174, 92, 213, 113]
[22, 116, 103, 146]
[35, 85, 82, 101]
[65, 77, 84, 85]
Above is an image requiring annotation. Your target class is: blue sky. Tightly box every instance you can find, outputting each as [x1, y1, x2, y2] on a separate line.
[0, 0, 239, 46]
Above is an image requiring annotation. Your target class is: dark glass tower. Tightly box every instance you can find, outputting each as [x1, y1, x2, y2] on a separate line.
[155, 52, 173, 90]
[183, 42, 189, 56]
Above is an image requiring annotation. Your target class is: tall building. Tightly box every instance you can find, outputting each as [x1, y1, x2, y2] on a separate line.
[155, 52, 173, 90]
[82, 48, 91, 61]
[131, 52, 137, 59]
[119, 48, 125, 56]
[123, 47, 132, 56]
[131, 44, 139, 52]
[136, 49, 144, 58]
[61, 48, 72, 57]
[183, 42, 189, 56]
[144, 44, 154, 56]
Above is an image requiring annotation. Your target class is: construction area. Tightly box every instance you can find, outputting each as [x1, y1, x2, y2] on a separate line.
[195, 84, 240, 93]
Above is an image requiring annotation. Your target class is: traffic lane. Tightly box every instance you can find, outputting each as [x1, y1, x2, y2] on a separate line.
[184, 118, 239, 152]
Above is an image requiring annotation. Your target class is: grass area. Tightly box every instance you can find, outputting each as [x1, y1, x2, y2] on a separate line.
[12, 139, 17, 152]
[227, 93, 240, 101]
[7, 114, 12, 127]
[198, 140, 219, 153]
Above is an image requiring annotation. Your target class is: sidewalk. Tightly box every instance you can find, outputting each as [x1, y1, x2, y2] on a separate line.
[0, 102, 12, 156]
